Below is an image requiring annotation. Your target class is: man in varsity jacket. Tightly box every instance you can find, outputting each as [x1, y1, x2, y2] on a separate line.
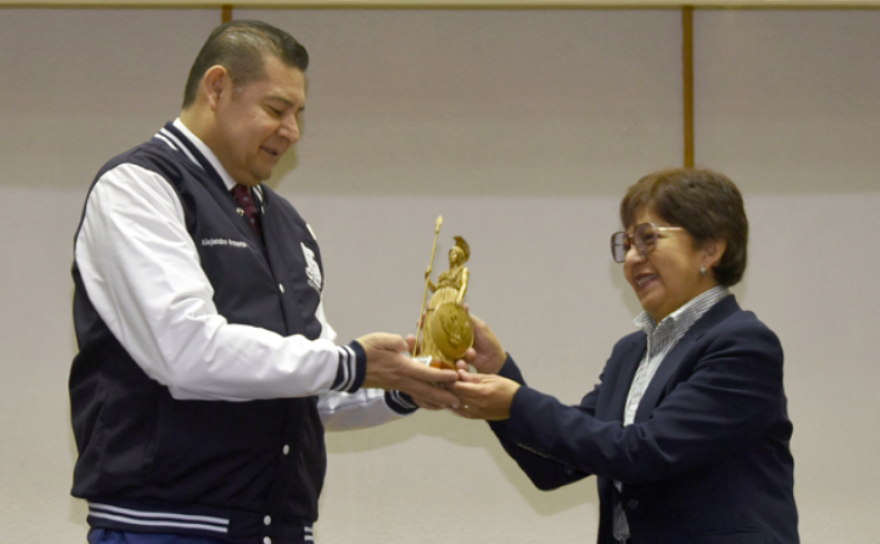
[69, 20, 459, 544]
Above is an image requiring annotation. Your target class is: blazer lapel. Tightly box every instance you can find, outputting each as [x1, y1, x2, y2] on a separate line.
[633, 295, 741, 422]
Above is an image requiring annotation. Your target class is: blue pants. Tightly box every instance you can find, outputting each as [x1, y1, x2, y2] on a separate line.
[88, 529, 232, 544]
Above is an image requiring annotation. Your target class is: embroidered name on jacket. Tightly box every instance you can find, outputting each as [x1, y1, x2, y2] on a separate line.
[301, 243, 322, 291]
[201, 238, 248, 248]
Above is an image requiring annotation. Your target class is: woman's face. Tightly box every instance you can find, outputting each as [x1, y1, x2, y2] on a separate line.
[623, 208, 718, 322]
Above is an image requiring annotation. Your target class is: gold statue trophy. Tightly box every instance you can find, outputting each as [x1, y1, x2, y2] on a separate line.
[414, 216, 474, 371]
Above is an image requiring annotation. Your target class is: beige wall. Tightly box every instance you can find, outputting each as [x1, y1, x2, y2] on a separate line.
[1, 8, 877, 543]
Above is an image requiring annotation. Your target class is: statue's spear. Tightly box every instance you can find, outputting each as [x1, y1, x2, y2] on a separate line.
[414, 216, 443, 356]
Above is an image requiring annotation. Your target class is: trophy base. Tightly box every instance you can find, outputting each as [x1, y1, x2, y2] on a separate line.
[429, 359, 456, 371]
[413, 355, 456, 371]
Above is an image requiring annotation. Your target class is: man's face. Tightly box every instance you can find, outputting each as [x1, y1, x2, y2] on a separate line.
[213, 54, 306, 187]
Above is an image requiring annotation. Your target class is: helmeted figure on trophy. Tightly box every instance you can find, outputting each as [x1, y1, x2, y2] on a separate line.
[415, 218, 474, 370]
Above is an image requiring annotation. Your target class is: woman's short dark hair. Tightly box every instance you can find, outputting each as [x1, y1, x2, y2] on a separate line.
[182, 20, 309, 109]
[620, 167, 749, 287]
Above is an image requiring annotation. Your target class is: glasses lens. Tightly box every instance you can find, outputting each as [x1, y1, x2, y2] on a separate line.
[610, 232, 628, 263]
[634, 223, 657, 255]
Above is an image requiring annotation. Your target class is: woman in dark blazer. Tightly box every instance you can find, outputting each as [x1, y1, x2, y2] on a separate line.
[453, 168, 798, 544]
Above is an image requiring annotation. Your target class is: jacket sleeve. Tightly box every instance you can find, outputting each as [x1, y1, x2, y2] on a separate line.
[487, 356, 593, 490]
[497, 317, 785, 486]
[318, 389, 418, 431]
[314, 267, 419, 431]
[75, 163, 364, 401]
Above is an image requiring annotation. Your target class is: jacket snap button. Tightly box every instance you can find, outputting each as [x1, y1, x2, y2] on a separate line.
[628, 499, 639, 509]
[264, 515, 272, 525]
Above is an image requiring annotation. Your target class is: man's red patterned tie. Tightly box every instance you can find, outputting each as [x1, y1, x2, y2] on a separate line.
[231, 184, 262, 240]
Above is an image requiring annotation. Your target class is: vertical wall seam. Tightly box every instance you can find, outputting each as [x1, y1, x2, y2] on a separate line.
[682, 5, 695, 167]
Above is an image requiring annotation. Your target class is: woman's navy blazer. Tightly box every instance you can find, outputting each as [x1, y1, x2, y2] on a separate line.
[489, 295, 799, 544]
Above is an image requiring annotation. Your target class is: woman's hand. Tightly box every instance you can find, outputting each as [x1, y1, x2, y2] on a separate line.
[456, 313, 507, 375]
[451, 370, 520, 421]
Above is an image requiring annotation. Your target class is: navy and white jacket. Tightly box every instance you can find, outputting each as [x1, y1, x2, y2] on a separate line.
[70, 120, 416, 544]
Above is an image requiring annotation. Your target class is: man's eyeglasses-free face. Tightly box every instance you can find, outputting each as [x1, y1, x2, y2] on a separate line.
[610, 223, 685, 263]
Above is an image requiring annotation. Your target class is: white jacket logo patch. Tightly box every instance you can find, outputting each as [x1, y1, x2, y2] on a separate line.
[301, 243, 322, 291]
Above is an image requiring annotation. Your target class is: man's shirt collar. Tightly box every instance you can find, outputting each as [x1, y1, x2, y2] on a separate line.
[173, 118, 239, 192]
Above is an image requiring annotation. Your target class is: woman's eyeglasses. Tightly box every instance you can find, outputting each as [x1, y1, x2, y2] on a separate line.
[610, 223, 684, 263]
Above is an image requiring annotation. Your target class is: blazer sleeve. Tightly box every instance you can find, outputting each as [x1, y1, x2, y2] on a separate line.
[488, 356, 594, 490]
[496, 313, 786, 486]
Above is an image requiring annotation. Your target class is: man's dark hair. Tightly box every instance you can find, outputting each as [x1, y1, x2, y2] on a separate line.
[182, 20, 309, 108]
[620, 167, 749, 287]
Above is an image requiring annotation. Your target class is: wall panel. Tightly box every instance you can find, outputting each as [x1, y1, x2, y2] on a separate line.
[1, 8, 876, 543]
